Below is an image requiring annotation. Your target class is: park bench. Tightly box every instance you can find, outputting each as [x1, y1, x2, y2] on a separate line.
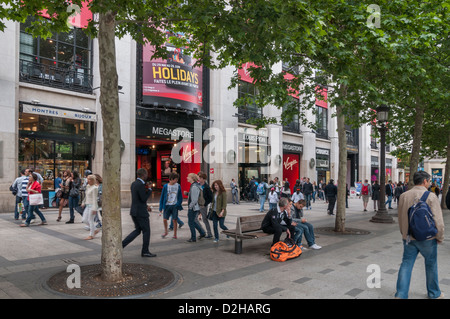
[222, 214, 270, 254]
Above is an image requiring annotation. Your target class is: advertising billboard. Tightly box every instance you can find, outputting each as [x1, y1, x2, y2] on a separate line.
[142, 35, 204, 113]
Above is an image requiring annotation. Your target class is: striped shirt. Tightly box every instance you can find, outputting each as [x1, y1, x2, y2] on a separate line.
[21, 177, 29, 197]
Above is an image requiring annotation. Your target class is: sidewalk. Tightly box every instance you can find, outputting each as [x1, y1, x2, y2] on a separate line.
[0, 196, 449, 299]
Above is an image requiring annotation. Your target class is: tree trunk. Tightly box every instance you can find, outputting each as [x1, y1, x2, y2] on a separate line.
[408, 102, 425, 188]
[335, 85, 347, 232]
[441, 132, 450, 210]
[98, 11, 123, 282]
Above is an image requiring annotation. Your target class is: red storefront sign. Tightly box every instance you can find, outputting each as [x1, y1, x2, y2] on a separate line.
[283, 153, 300, 192]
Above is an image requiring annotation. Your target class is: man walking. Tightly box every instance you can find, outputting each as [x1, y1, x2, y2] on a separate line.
[395, 171, 444, 299]
[385, 180, 393, 209]
[122, 168, 156, 257]
[324, 179, 337, 215]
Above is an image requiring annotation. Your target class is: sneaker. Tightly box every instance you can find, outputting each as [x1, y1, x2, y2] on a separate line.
[161, 233, 168, 238]
[213, 239, 219, 243]
[309, 244, 322, 250]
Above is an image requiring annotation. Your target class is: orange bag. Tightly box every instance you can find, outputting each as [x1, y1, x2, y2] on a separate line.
[270, 238, 302, 262]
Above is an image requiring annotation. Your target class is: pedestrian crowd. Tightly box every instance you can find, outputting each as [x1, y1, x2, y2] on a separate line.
[10, 168, 102, 240]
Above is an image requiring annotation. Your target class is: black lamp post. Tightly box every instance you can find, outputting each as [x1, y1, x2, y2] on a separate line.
[370, 104, 394, 223]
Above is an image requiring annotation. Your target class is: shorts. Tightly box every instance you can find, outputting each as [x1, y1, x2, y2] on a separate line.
[163, 205, 179, 220]
[362, 195, 370, 203]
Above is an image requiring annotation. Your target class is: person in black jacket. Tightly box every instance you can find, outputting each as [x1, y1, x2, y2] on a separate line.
[302, 178, 314, 210]
[122, 168, 156, 257]
[324, 179, 337, 215]
[261, 197, 297, 246]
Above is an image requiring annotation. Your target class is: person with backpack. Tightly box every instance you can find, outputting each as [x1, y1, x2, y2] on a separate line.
[197, 171, 213, 238]
[185, 173, 207, 243]
[361, 179, 372, 212]
[159, 172, 183, 239]
[395, 171, 444, 299]
[257, 178, 269, 212]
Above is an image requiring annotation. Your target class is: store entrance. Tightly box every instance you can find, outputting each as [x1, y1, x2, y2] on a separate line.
[238, 164, 268, 201]
[136, 138, 201, 204]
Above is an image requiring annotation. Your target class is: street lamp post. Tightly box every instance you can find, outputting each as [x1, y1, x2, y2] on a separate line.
[370, 105, 394, 224]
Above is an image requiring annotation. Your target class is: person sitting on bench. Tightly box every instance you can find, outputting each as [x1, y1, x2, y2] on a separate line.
[261, 197, 297, 246]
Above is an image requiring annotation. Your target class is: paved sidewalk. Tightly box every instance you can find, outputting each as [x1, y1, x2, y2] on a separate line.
[0, 197, 449, 299]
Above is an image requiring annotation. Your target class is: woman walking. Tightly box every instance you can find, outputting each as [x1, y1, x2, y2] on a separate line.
[81, 175, 100, 240]
[66, 170, 81, 224]
[372, 180, 381, 212]
[210, 180, 229, 243]
[57, 170, 71, 222]
[21, 173, 47, 227]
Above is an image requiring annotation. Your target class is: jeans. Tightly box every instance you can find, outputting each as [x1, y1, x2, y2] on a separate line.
[232, 191, 239, 204]
[305, 194, 312, 208]
[68, 195, 80, 221]
[259, 195, 266, 212]
[269, 202, 277, 210]
[385, 195, 393, 208]
[187, 209, 205, 241]
[395, 239, 441, 299]
[21, 196, 30, 220]
[212, 212, 228, 240]
[14, 195, 23, 219]
[24, 205, 46, 225]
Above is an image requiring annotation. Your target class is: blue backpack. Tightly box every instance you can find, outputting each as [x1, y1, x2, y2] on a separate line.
[407, 191, 438, 242]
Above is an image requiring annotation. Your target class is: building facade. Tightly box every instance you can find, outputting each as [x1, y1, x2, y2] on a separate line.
[0, 17, 401, 211]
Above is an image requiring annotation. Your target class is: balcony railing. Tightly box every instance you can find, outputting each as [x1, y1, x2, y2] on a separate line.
[283, 121, 300, 134]
[237, 107, 263, 123]
[316, 127, 328, 139]
[19, 59, 93, 94]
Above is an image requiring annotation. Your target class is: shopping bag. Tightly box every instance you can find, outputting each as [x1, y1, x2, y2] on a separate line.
[29, 193, 43, 206]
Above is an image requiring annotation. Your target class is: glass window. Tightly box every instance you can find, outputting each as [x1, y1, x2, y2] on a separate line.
[35, 139, 55, 190]
[19, 16, 92, 93]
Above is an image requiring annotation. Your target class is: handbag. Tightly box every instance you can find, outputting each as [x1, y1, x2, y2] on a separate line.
[56, 189, 63, 198]
[69, 187, 79, 197]
[75, 205, 84, 215]
[207, 210, 214, 220]
[29, 193, 44, 206]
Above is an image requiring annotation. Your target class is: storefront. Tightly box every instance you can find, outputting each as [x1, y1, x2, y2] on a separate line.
[316, 148, 330, 184]
[135, 107, 205, 199]
[283, 143, 302, 189]
[19, 102, 95, 207]
[238, 129, 270, 194]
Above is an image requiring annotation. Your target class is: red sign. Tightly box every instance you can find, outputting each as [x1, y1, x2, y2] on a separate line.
[283, 153, 300, 192]
[315, 86, 328, 108]
[210, 168, 214, 174]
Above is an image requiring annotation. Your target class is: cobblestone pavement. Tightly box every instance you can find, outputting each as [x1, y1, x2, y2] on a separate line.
[0, 196, 449, 299]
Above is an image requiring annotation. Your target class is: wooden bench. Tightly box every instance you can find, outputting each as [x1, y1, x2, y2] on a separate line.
[222, 214, 270, 254]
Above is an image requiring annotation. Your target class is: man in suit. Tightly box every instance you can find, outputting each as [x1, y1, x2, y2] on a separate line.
[122, 168, 156, 257]
[261, 197, 297, 246]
